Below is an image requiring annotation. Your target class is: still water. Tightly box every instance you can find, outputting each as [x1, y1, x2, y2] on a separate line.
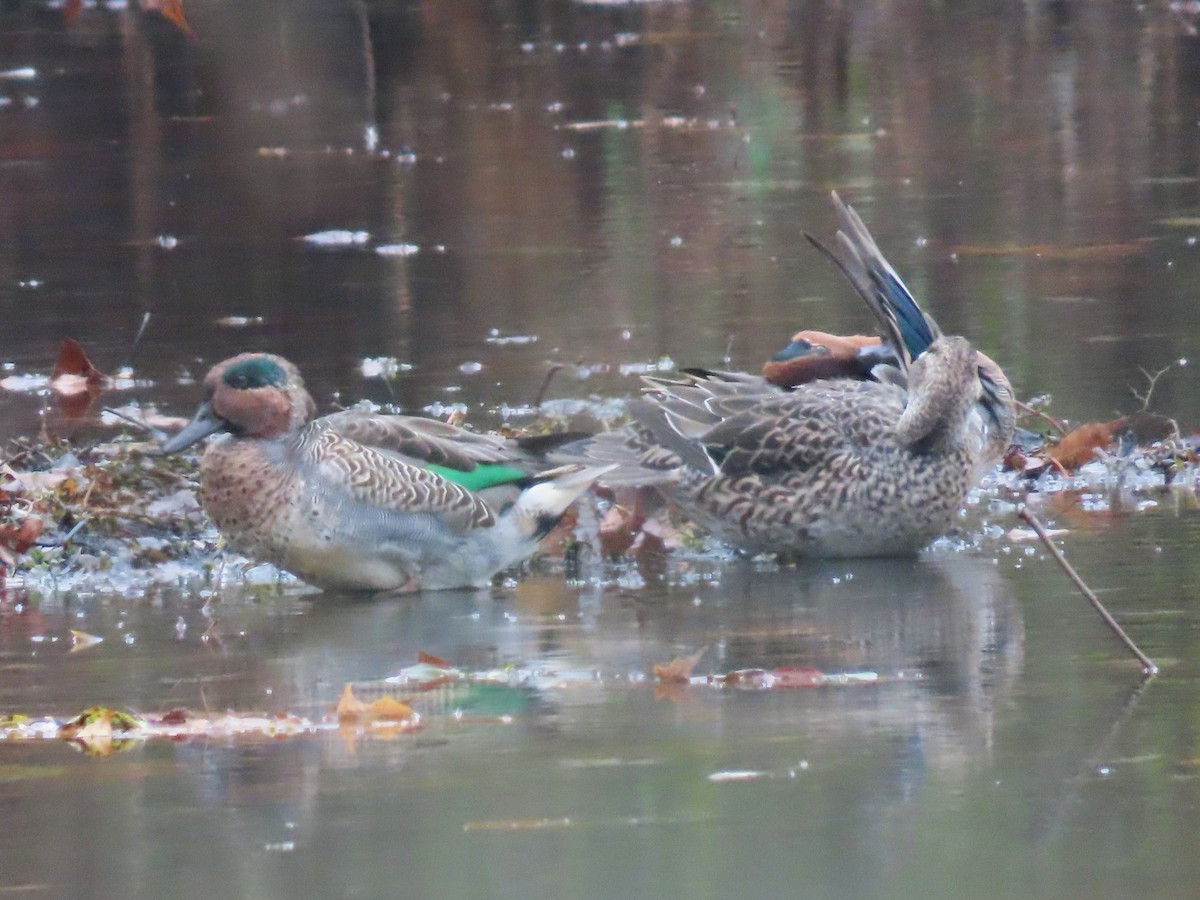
[2, 1, 1200, 898]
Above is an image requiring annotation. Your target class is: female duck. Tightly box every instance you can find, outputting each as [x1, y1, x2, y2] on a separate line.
[162, 354, 607, 591]
[571, 192, 1015, 558]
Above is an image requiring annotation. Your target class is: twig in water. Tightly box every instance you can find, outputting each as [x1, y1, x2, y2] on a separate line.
[1131, 360, 1184, 411]
[102, 406, 165, 441]
[533, 363, 565, 417]
[1015, 399, 1067, 436]
[1017, 505, 1157, 675]
[121, 311, 152, 373]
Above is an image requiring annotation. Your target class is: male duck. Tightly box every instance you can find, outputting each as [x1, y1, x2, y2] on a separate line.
[569, 192, 1015, 558]
[162, 353, 609, 591]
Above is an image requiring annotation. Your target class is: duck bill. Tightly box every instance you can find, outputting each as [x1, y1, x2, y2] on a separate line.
[160, 401, 227, 454]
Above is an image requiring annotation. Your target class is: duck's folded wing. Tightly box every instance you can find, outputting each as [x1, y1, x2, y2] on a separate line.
[320, 410, 519, 470]
[697, 388, 876, 478]
[304, 425, 498, 531]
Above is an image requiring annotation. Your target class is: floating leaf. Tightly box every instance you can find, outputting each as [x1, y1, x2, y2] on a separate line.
[335, 684, 369, 722]
[141, 0, 196, 39]
[0, 517, 44, 572]
[366, 697, 416, 723]
[652, 646, 708, 683]
[335, 684, 416, 725]
[599, 504, 639, 557]
[60, 707, 145, 756]
[1046, 418, 1127, 470]
[69, 630, 103, 653]
[50, 338, 106, 388]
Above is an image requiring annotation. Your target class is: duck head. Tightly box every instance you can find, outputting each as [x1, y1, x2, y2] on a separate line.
[895, 336, 981, 448]
[161, 353, 316, 453]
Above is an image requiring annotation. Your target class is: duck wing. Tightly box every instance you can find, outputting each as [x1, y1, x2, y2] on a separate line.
[319, 410, 520, 471]
[806, 191, 940, 368]
[300, 421, 499, 531]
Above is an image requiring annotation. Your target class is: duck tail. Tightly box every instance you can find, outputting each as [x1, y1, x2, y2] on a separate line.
[806, 191, 939, 368]
[547, 394, 719, 488]
[509, 465, 616, 541]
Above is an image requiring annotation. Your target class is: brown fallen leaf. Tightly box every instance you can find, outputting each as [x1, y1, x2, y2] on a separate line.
[60, 707, 144, 756]
[51, 338, 106, 387]
[0, 518, 44, 572]
[69, 629, 103, 653]
[652, 645, 708, 683]
[141, 0, 196, 39]
[367, 697, 416, 722]
[417, 650, 452, 668]
[599, 504, 640, 557]
[50, 338, 109, 421]
[335, 684, 416, 725]
[335, 684, 370, 722]
[1046, 418, 1128, 470]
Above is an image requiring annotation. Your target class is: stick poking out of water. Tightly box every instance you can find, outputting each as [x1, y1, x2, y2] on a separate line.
[1017, 505, 1158, 675]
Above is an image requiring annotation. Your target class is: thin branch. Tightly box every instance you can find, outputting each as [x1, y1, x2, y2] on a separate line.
[1130, 361, 1180, 411]
[533, 363, 565, 417]
[1015, 398, 1067, 436]
[1018, 505, 1157, 675]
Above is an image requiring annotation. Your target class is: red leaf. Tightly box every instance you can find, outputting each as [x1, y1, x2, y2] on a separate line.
[51, 339, 105, 384]
[652, 646, 708, 683]
[1046, 418, 1127, 470]
[142, 0, 197, 39]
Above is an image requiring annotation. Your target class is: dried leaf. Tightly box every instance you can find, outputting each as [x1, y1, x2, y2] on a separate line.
[599, 504, 639, 557]
[60, 707, 144, 756]
[335, 685, 415, 724]
[69, 629, 103, 653]
[141, 0, 196, 39]
[51, 339, 106, 385]
[1046, 418, 1128, 470]
[0, 518, 44, 572]
[417, 650, 452, 668]
[366, 697, 415, 722]
[652, 645, 708, 683]
[335, 684, 370, 722]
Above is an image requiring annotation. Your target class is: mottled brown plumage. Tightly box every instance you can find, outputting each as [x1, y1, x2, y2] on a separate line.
[561, 193, 1014, 558]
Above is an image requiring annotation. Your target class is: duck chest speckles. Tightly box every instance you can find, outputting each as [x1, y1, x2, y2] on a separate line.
[197, 438, 308, 562]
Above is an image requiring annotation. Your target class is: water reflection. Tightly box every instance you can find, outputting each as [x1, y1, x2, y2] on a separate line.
[0, 553, 1023, 898]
